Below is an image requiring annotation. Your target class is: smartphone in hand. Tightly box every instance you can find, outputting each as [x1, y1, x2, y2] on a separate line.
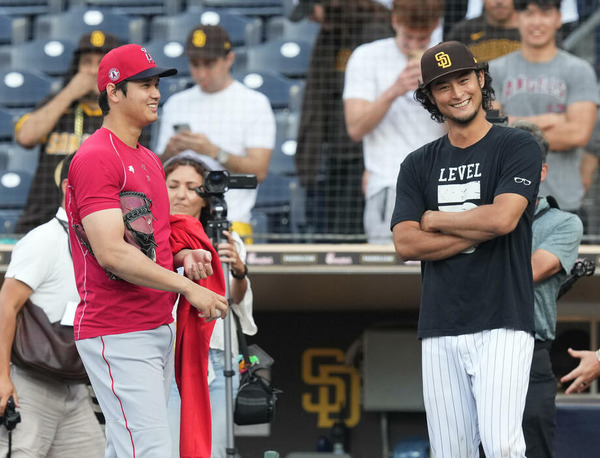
[174, 123, 191, 133]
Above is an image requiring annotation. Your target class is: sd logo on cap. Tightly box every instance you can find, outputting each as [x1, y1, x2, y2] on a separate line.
[420, 41, 481, 88]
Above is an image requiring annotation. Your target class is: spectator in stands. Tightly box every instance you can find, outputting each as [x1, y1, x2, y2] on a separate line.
[581, 114, 600, 195]
[446, 0, 522, 61]
[343, 0, 445, 244]
[450, 0, 581, 38]
[489, 0, 599, 228]
[291, 0, 392, 240]
[0, 154, 105, 458]
[510, 120, 583, 458]
[14, 31, 120, 234]
[156, 25, 276, 243]
[560, 347, 600, 393]
[164, 151, 257, 458]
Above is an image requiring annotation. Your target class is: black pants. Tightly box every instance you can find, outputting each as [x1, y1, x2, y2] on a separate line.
[523, 340, 557, 458]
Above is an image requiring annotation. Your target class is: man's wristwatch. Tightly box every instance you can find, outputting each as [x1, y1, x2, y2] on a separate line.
[216, 148, 229, 165]
[231, 264, 248, 280]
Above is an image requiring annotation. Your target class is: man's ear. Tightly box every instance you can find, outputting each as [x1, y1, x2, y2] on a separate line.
[391, 13, 400, 33]
[423, 87, 435, 106]
[478, 70, 485, 89]
[225, 51, 235, 71]
[540, 163, 549, 183]
[106, 83, 120, 103]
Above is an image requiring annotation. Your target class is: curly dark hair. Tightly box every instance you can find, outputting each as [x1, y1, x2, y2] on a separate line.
[414, 63, 496, 124]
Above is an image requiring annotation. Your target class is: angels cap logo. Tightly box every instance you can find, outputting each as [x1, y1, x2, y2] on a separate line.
[140, 47, 154, 64]
[435, 51, 452, 69]
[108, 68, 120, 82]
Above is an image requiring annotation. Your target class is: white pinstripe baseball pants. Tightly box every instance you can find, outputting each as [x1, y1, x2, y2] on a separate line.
[422, 329, 534, 458]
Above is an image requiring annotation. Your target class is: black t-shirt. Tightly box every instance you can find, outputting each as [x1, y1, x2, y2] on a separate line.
[391, 125, 541, 338]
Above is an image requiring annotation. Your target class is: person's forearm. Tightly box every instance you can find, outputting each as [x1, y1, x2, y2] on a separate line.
[161, 141, 184, 162]
[0, 307, 17, 379]
[424, 203, 522, 240]
[218, 150, 270, 182]
[95, 240, 196, 296]
[394, 225, 478, 261]
[543, 122, 595, 151]
[509, 109, 596, 151]
[229, 277, 247, 305]
[345, 90, 397, 142]
[580, 152, 599, 193]
[15, 89, 79, 147]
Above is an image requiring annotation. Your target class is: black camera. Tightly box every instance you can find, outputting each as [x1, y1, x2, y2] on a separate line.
[486, 109, 508, 126]
[1, 396, 21, 431]
[199, 171, 258, 195]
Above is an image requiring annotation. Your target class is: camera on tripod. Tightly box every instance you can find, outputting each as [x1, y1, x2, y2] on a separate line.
[195, 171, 258, 240]
[199, 171, 257, 195]
[1, 396, 21, 431]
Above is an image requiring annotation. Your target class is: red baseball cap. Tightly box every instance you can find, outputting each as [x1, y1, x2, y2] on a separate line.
[97, 43, 177, 92]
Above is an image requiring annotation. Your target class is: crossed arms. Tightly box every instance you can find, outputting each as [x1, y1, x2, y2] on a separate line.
[492, 101, 597, 152]
[393, 193, 529, 261]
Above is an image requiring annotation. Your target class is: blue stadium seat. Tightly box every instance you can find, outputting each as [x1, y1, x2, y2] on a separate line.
[392, 437, 430, 458]
[143, 40, 189, 77]
[265, 16, 320, 45]
[150, 8, 262, 48]
[197, 0, 282, 6]
[0, 12, 29, 44]
[0, 169, 33, 208]
[0, 109, 15, 141]
[269, 134, 297, 176]
[0, 143, 8, 169]
[33, 6, 145, 44]
[0, 69, 54, 109]
[0, 0, 63, 16]
[233, 70, 302, 110]
[188, 0, 283, 18]
[254, 173, 305, 235]
[0, 208, 22, 234]
[67, 0, 182, 16]
[0, 38, 77, 77]
[275, 109, 300, 140]
[158, 76, 192, 106]
[249, 209, 268, 243]
[0, 142, 40, 174]
[245, 38, 312, 78]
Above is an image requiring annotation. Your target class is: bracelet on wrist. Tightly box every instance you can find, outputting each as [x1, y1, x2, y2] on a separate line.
[231, 264, 248, 280]
[596, 349, 600, 363]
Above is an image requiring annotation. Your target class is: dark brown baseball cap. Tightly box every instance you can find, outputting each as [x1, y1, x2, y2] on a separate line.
[420, 41, 481, 88]
[76, 30, 120, 55]
[185, 25, 232, 59]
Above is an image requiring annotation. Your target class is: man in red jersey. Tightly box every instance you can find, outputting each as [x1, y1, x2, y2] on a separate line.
[66, 44, 229, 458]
